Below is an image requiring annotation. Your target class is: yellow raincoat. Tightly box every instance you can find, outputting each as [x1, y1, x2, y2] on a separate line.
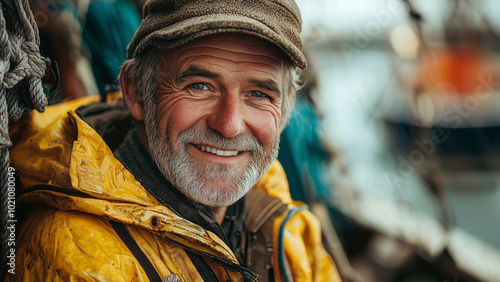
[7, 96, 340, 281]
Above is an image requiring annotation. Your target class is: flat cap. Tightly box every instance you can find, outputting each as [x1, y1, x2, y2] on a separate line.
[127, 0, 307, 69]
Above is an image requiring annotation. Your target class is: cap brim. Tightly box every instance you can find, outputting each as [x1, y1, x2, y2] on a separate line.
[129, 14, 307, 69]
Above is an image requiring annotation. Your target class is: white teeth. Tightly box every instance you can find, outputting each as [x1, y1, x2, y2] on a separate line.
[195, 144, 239, 157]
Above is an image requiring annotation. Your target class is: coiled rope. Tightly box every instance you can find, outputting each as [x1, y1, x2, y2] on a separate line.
[0, 0, 48, 275]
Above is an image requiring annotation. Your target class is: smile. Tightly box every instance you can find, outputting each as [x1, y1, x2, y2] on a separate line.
[195, 144, 240, 157]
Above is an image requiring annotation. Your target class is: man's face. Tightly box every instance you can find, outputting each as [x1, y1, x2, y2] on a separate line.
[144, 33, 286, 207]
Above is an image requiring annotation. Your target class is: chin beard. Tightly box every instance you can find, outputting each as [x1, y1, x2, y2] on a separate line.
[145, 124, 279, 208]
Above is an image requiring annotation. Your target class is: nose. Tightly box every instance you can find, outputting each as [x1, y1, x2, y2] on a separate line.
[207, 93, 245, 138]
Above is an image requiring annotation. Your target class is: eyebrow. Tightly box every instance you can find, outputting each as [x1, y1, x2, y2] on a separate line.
[249, 78, 282, 97]
[178, 65, 219, 81]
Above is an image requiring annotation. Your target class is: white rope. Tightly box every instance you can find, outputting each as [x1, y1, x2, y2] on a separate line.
[0, 0, 48, 275]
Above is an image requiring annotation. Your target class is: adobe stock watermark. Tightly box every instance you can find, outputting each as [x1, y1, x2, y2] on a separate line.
[340, 0, 405, 61]
[439, 74, 499, 128]
[6, 167, 16, 275]
[385, 73, 500, 188]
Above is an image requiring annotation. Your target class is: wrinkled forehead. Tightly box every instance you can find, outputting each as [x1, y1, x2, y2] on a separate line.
[157, 33, 287, 69]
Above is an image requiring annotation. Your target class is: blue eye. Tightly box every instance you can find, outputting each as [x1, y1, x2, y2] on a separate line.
[191, 83, 207, 90]
[250, 91, 266, 98]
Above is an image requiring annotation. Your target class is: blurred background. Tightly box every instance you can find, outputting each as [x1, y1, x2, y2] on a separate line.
[29, 0, 500, 281]
[290, 0, 500, 281]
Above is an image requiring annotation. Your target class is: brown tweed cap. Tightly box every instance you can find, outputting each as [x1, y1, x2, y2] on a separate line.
[127, 0, 307, 69]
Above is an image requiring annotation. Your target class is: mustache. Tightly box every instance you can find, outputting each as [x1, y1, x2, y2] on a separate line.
[177, 126, 263, 153]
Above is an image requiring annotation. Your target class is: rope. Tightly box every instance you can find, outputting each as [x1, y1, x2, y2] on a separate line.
[0, 0, 48, 276]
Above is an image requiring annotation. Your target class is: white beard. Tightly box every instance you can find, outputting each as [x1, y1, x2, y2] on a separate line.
[144, 118, 279, 208]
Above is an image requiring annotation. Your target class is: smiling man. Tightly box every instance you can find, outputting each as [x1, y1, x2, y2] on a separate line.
[7, 0, 340, 281]
[124, 33, 286, 218]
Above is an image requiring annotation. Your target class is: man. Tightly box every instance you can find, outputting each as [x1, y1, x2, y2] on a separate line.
[8, 0, 341, 281]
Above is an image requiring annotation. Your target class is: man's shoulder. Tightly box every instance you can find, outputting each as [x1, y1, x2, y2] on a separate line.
[13, 206, 141, 281]
[252, 160, 294, 204]
[19, 205, 117, 240]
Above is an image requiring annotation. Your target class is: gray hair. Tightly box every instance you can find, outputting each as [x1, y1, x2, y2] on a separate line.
[121, 47, 300, 129]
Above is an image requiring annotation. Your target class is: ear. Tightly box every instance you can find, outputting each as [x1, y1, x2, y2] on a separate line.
[121, 63, 145, 121]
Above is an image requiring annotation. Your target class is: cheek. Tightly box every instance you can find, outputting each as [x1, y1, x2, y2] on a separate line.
[156, 98, 209, 146]
[245, 108, 280, 149]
